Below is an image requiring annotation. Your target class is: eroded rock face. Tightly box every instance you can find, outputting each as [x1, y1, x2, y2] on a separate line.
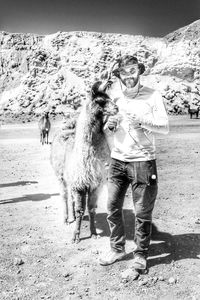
[0, 20, 200, 121]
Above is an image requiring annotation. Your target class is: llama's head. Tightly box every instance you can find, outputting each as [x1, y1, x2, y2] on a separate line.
[90, 81, 118, 124]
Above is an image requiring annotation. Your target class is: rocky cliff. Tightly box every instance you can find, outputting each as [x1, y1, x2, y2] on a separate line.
[0, 20, 200, 122]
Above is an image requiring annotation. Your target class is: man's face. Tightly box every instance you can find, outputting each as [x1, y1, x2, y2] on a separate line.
[119, 64, 140, 88]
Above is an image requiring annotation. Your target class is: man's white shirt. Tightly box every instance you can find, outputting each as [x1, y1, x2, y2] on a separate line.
[104, 78, 169, 162]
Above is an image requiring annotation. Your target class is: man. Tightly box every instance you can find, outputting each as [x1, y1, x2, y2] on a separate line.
[99, 55, 169, 271]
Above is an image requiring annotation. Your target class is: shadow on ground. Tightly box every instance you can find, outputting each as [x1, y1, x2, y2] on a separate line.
[81, 209, 136, 241]
[0, 181, 38, 188]
[0, 193, 59, 204]
[85, 210, 200, 266]
[148, 224, 200, 267]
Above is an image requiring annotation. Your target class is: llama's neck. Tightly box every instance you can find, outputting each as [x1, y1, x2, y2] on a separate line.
[73, 104, 102, 154]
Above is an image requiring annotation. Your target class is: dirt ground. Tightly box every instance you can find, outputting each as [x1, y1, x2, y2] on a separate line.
[0, 115, 200, 300]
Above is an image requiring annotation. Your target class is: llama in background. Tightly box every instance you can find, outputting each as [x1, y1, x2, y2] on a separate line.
[38, 112, 51, 145]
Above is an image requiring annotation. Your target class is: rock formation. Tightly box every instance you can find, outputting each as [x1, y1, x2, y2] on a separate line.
[0, 20, 200, 122]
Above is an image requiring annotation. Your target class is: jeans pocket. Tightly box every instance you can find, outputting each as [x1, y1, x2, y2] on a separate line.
[136, 160, 158, 186]
[147, 160, 158, 185]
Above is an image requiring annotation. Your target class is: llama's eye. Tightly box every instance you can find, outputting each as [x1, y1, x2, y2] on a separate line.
[96, 97, 106, 106]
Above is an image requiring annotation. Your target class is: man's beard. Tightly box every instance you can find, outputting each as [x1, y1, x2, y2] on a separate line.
[122, 76, 139, 88]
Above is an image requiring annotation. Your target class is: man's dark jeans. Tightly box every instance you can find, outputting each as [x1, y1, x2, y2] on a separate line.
[107, 158, 158, 258]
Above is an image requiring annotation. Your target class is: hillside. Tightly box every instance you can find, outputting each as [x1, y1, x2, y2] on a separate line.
[0, 20, 200, 122]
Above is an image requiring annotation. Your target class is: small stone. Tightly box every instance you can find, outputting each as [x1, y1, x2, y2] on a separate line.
[121, 268, 139, 281]
[158, 275, 164, 281]
[168, 277, 177, 284]
[77, 247, 85, 251]
[122, 278, 128, 284]
[14, 258, 24, 266]
[63, 272, 71, 278]
[69, 291, 75, 295]
[138, 278, 149, 286]
[152, 276, 158, 283]
[91, 249, 99, 255]
[65, 278, 70, 281]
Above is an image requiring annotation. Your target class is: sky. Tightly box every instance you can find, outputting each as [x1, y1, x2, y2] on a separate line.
[0, 0, 199, 37]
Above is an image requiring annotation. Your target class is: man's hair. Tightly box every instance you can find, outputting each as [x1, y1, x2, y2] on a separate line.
[113, 55, 145, 76]
[118, 55, 139, 68]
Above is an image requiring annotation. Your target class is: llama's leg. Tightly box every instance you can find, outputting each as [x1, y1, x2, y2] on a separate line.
[59, 181, 69, 224]
[42, 131, 45, 145]
[46, 131, 49, 144]
[67, 186, 75, 223]
[87, 188, 99, 238]
[44, 132, 47, 144]
[40, 132, 42, 144]
[72, 191, 86, 243]
[59, 181, 75, 224]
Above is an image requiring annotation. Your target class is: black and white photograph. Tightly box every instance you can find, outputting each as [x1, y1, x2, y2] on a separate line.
[0, 0, 200, 299]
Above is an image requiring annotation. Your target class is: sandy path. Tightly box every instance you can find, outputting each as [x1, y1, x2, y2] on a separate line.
[0, 116, 200, 300]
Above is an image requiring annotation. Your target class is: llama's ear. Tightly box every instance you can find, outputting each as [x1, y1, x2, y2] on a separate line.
[91, 81, 102, 98]
[139, 63, 145, 75]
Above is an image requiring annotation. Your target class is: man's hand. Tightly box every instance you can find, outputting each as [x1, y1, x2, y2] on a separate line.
[106, 115, 119, 131]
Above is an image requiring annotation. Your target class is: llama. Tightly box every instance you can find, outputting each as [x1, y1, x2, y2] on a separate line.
[51, 81, 118, 243]
[188, 105, 199, 119]
[38, 112, 51, 145]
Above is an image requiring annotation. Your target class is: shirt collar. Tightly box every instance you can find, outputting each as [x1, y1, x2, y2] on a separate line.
[119, 79, 142, 99]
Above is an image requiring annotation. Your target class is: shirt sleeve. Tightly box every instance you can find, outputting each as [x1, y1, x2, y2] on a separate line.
[139, 91, 169, 134]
